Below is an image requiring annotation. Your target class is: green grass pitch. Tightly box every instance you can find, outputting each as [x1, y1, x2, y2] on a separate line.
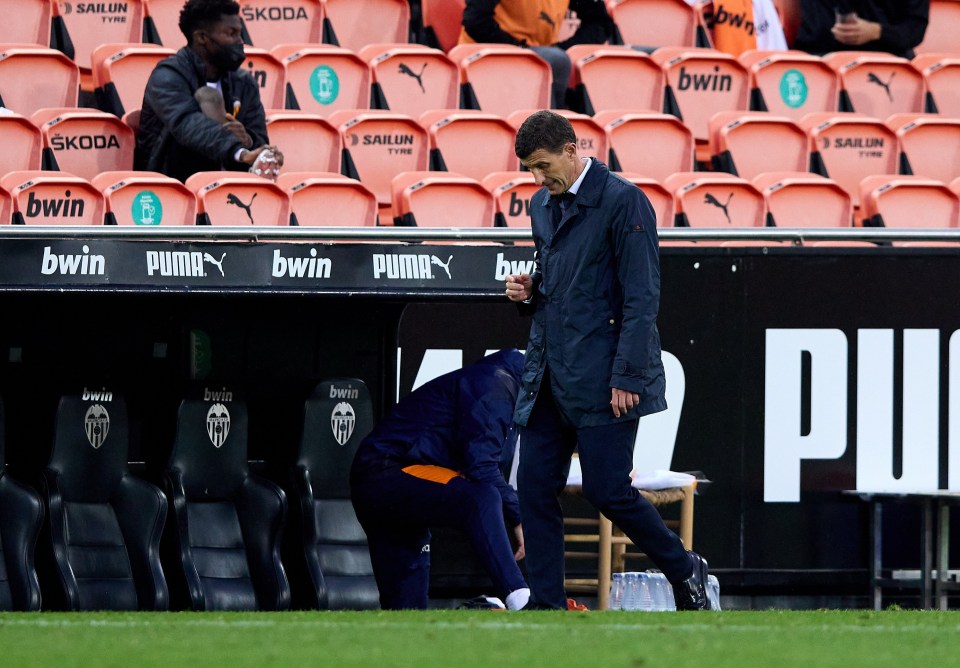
[2, 610, 959, 667]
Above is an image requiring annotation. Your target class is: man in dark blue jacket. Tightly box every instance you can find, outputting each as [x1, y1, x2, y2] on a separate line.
[350, 350, 530, 610]
[505, 110, 713, 610]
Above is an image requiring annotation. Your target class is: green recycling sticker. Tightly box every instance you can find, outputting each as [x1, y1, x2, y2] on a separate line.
[310, 65, 339, 105]
[779, 69, 808, 109]
[132, 190, 162, 225]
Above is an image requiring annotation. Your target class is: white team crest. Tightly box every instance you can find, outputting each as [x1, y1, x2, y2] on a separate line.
[331, 401, 355, 446]
[206, 403, 231, 448]
[84, 404, 110, 449]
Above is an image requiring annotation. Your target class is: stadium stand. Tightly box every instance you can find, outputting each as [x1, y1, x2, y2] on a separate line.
[607, 0, 712, 49]
[91, 170, 197, 226]
[565, 45, 665, 116]
[859, 174, 960, 229]
[802, 112, 899, 209]
[420, 110, 520, 180]
[238, 47, 286, 111]
[506, 109, 607, 163]
[322, 0, 411, 52]
[0, 46, 80, 117]
[448, 44, 552, 117]
[273, 44, 372, 115]
[91, 43, 175, 117]
[163, 396, 291, 611]
[265, 111, 342, 173]
[236, 0, 323, 49]
[419, 0, 466, 52]
[708, 111, 808, 179]
[32, 108, 135, 180]
[823, 51, 925, 117]
[886, 113, 960, 184]
[142, 0, 187, 47]
[915, 0, 960, 55]
[663, 171, 766, 228]
[328, 109, 429, 220]
[738, 49, 840, 120]
[360, 44, 458, 117]
[51, 0, 146, 87]
[617, 173, 676, 228]
[285, 380, 379, 610]
[913, 53, 960, 117]
[652, 47, 750, 163]
[592, 110, 695, 181]
[481, 171, 538, 229]
[277, 172, 378, 227]
[0, 397, 44, 611]
[39, 393, 168, 611]
[0, 113, 43, 174]
[1, 170, 105, 225]
[391, 171, 495, 227]
[184, 171, 290, 226]
[753, 172, 853, 228]
[0, 0, 52, 46]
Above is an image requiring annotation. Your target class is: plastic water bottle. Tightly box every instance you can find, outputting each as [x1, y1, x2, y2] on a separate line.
[621, 572, 640, 611]
[707, 574, 722, 611]
[646, 572, 672, 611]
[609, 572, 624, 610]
[636, 572, 654, 611]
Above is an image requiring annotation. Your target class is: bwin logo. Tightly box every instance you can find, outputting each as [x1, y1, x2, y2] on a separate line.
[206, 403, 231, 448]
[82, 387, 113, 402]
[494, 252, 535, 281]
[271, 248, 332, 279]
[26, 190, 86, 220]
[203, 387, 233, 402]
[330, 385, 360, 400]
[84, 404, 110, 449]
[41, 245, 105, 275]
[372, 254, 454, 280]
[331, 401, 356, 446]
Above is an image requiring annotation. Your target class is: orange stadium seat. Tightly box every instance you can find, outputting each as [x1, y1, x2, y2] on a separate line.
[359, 44, 459, 117]
[0, 46, 80, 116]
[507, 109, 608, 163]
[265, 111, 341, 173]
[448, 44, 551, 117]
[52, 0, 145, 83]
[592, 110, 694, 181]
[482, 171, 538, 229]
[237, 0, 323, 49]
[739, 49, 840, 120]
[708, 111, 808, 179]
[607, 0, 712, 49]
[328, 110, 429, 220]
[1, 170, 104, 225]
[0, 0, 52, 46]
[237, 47, 286, 111]
[952, 177, 960, 198]
[391, 171, 495, 228]
[91, 170, 197, 226]
[419, 110, 519, 181]
[886, 113, 960, 183]
[859, 175, 960, 229]
[91, 43, 174, 117]
[915, 0, 960, 55]
[823, 52, 925, 117]
[664, 172, 766, 228]
[0, 182, 11, 224]
[566, 45, 664, 115]
[618, 173, 676, 228]
[652, 47, 749, 162]
[277, 172, 378, 226]
[274, 44, 371, 115]
[913, 53, 960, 117]
[185, 171, 291, 226]
[420, 0, 465, 52]
[0, 113, 43, 174]
[33, 108, 135, 180]
[322, 0, 410, 52]
[753, 172, 852, 227]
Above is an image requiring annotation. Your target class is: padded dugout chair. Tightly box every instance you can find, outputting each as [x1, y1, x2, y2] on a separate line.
[163, 395, 290, 611]
[39, 393, 168, 611]
[287, 379, 378, 610]
[0, 397, 44, 611]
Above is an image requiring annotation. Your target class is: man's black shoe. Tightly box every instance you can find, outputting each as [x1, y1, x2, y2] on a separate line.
[518, 599, 563, 610]
[672, 551, 710, 611]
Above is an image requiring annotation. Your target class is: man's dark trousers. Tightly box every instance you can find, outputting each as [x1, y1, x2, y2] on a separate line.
[518, 377, 693, 608]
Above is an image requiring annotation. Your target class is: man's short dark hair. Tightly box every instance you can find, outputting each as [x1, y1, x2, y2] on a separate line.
[179, 0, 241, 44]
[514, 110, 577, 159]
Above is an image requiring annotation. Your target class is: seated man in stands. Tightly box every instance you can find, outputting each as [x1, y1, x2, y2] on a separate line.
[459, 0, 615, 109]
[350, 349, 531, 611]
[794, 0, 929, 59]
[135, 0, 282, 181]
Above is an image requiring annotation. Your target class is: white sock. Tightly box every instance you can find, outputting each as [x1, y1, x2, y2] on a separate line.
[506, 588, 531, 611]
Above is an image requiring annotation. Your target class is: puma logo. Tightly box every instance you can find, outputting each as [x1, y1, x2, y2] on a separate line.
[704, 192, 734, 225]
[431, 254, 453, 279]
[202, 252, 226, 277]
[538, 11, 555, 27]
[398, 62, 427, 93]
[866, 71, 895, 102]
[226, 192, 257, 224]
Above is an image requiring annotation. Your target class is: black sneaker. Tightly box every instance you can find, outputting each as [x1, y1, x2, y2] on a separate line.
[672, 551, 710, 610]
[459, 595, 506, 610]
